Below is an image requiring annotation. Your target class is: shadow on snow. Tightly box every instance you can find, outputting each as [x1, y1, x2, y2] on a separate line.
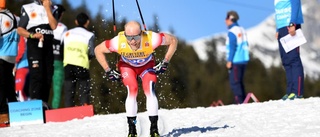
[161, 125, 231, 137]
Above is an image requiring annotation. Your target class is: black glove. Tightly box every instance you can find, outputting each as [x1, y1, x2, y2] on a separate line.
[153, 60, 169, 74]
[106, 68, 121, 81]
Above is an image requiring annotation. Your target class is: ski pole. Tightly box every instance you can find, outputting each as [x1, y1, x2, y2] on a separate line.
[112, 0, 116, 35]
[111, 0, 120, 71]
[135, 0, 147, 31]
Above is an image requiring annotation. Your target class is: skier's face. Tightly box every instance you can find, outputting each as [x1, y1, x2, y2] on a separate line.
[125, 23, 142, 50]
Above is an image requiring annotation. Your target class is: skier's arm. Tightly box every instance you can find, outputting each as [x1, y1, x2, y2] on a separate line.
[160, 33, 178, 62]
[94, 40, 113, 71]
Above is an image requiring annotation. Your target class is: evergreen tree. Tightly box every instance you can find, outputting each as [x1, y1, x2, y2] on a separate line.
[149, 14, 160, 32]
[7, 0, 33, 15]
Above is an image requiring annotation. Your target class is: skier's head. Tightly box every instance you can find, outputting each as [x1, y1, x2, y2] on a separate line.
[124, 21, 142, 49]
[53, 4, 66, 21]
[226, 10, 239, 23]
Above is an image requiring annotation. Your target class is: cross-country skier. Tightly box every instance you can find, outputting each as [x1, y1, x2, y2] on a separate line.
[94, 21, 178, 137]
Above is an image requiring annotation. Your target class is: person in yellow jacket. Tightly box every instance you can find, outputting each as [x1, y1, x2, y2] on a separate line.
[61, 13, 94, 107]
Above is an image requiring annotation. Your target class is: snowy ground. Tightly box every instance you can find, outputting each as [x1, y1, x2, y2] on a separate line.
[1, 97, 320, 137]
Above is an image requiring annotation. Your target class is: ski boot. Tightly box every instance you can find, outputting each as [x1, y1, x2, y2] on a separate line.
[149, 116, 160, 137]
[127, 117, 137, 137]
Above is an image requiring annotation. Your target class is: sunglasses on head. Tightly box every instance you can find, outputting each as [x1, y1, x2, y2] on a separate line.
[125, 33, 141, 41]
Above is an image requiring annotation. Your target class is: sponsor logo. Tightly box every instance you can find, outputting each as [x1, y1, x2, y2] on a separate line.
[122, 72, 128, 79]
[4, 21, 10, 28]
[121, 43, 126, 48]
[30, 12, 37, 19]
[120, 52, 147, 58]
[35, 28, 53, 35]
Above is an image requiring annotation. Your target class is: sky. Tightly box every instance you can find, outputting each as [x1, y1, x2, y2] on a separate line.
[1, 97, 320, 136]
[54, 0, 274, 41]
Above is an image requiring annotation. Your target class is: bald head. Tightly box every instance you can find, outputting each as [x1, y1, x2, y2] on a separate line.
[124, 21, 141, 35]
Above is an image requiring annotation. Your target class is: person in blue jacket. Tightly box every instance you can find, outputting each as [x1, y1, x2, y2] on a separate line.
[225, 10, 250, 104]
[274, 0, 304, 100]
[0, 0, 19, 117]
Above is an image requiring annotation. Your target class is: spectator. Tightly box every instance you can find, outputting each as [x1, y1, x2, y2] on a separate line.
[51, 4, 67, 109]
[61, 12, 94, 107]
[17, 0, 57, 109]
[274, 0, 304, 100]
[0, 0, 19, 122]
[225, 11, 250, 104]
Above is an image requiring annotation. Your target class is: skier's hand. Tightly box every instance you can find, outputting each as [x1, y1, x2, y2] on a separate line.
[106, 68, 121, 81]
[153, 60, 169, 74]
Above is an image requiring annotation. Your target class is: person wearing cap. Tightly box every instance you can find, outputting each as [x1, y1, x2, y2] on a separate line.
[17, 0, 57, 108]
[274, 0, 304, 100]
[0, 0, 19, 122]
[94, 21, 178, 137]
[61, 12, 94, 108]
[225, 10, 250, 104]
[51, 4, 67, 109]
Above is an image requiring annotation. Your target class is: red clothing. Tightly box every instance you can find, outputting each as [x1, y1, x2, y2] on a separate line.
[15, 68, 28, 101]
[15, 36, 26, 63]
[105, 31, 165, 116]
[15, 36, 29, 101]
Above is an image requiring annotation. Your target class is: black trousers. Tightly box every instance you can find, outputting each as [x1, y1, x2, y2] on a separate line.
[0, 59, 17, 113]
[64, 65, 90, 107]
[27, 42, 54, 103]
